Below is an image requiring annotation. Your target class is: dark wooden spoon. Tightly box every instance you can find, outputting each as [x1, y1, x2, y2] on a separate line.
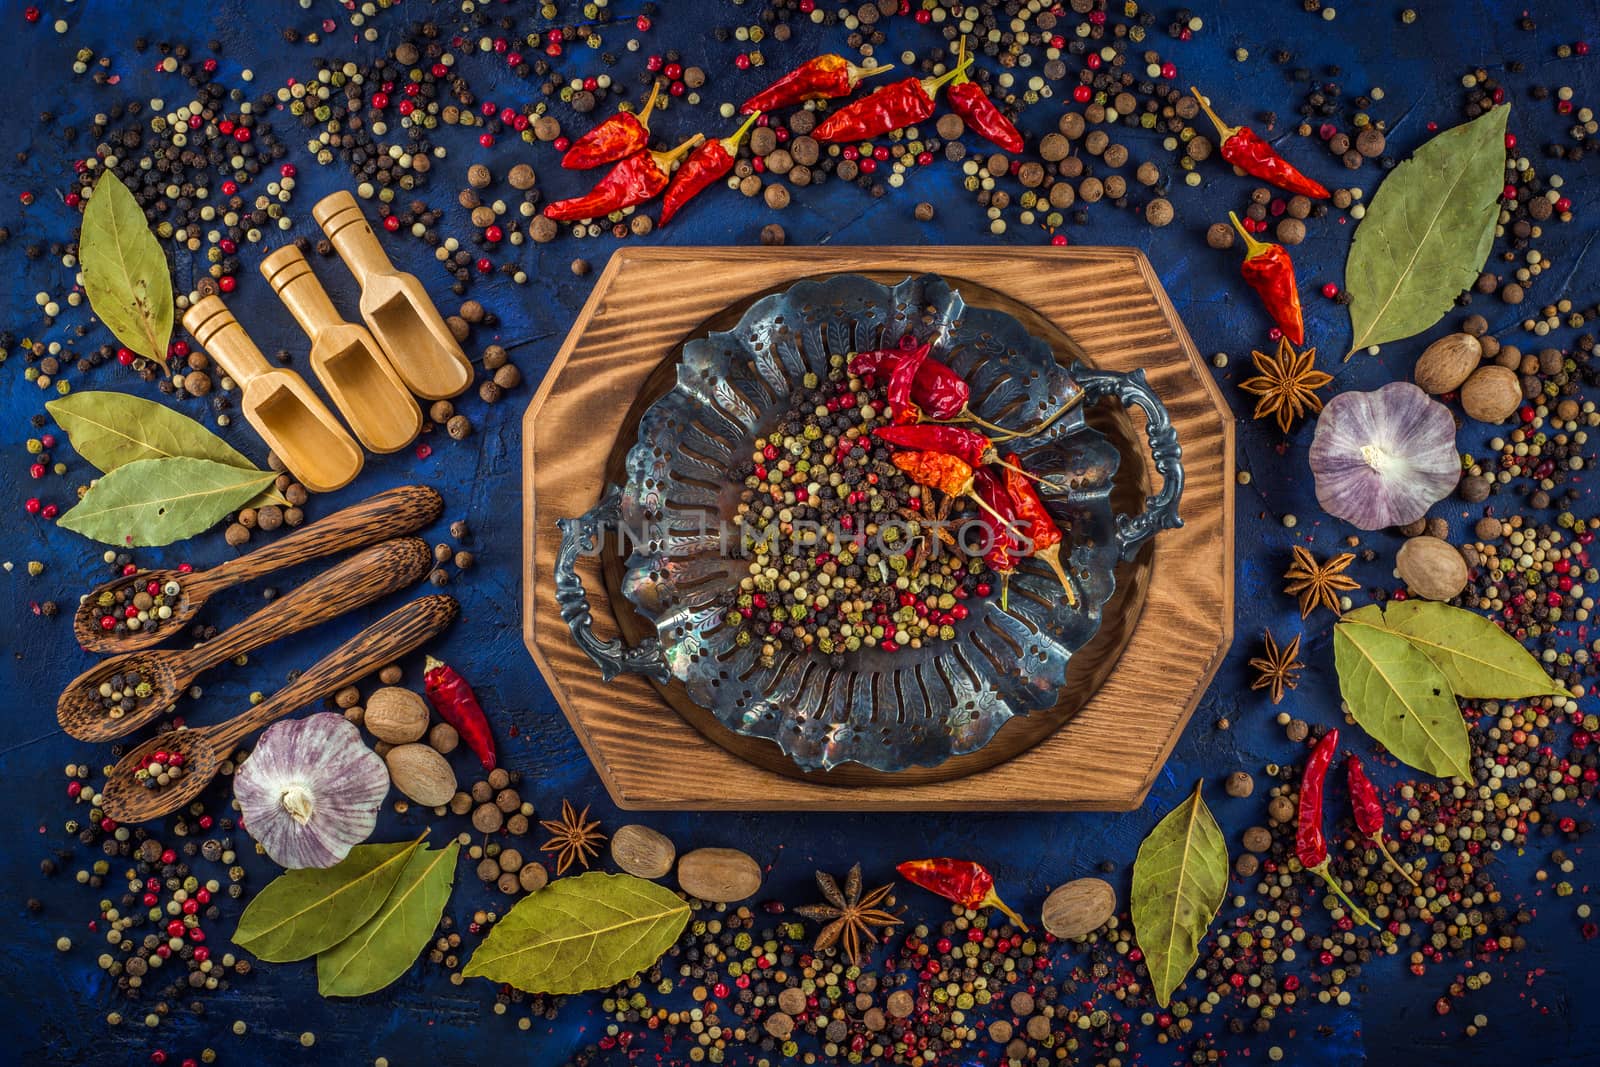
[98, 594, 459, 824]
[72, 485, 443, 654]
[58, 538, 433, 743]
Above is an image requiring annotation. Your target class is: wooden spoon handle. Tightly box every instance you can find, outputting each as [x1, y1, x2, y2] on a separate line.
[210, 594, 459, 753]
[172, 538, 434, 675]
[198, 485, 443, 594]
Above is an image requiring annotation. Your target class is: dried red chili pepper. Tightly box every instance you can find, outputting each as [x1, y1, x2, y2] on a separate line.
[1191, 87, 1329, 199]
[1346, 755, 1422, 891]
[659, 112, 762, 226]
[740, 54, 895, 114]
[897, 858, 1028, 930]
[1296, 730, 1378, 929]
[813, 56, 971, 143]
[972, 467, 1023, 609]
[1229, 212, 1305, 345]
[562, 80, 663, 170]
[946, 37, 1023, 154]
[544, 134, 705, 222]
[874, 424, 1064, 489]
[1001, 456, 1078, 606]
[423, 656, 496, 770]
[886, 341, 929, 424]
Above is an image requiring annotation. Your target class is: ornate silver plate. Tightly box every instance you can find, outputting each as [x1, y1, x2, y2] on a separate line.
[555, 273, 1182, 773]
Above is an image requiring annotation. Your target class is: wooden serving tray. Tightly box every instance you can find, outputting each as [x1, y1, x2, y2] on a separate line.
[522, 247, 1234, 811]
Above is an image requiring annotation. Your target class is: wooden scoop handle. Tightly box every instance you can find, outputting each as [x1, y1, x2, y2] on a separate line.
[260, 245, 344, 338]
[210, 594, 459, 752]
[198, 485, 443, 594]
[173, 538, 433, 676]
[313, 190, 395, 282]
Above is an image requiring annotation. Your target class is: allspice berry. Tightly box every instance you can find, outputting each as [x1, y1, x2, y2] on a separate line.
[1145, 198, 1173, 227]
[447, 414, 473, 441]
[1224, 771, 1254, 798]
[1205, 222, 1235, 250]
[1275, 218, 1306, 245]
[760, 223, 785, 246]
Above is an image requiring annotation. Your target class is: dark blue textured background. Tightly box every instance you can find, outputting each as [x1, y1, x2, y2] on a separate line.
[3, 1, 1599, 1063]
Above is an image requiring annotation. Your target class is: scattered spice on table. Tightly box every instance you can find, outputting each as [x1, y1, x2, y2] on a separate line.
[794, 863, 902, 967]
[1345, 754, 1423, 890]
[814, 57, 971, 144]
[1192, 87, 1330, 198]
[896, 858, 1027, 930]
[543, 134, 705, 222]
[1283, 545, 1359, 618]
[423, 656, 496, 771]
[659, 111, 763, 226]
[740, 53, 894, 114]
[945, 38, 1024, 155]
[1249, 630, 1304, 704]
[561, 80, 663, 170]
[1229, 212, 1307, 345]
[1294, 729, 1378, 929]
[1239, 337, 1332, 432]
[538, 799, 606, 876]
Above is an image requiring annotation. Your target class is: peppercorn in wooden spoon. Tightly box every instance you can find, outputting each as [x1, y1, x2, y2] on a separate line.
[72, 485, 443, 654]
[98, 594, 459, 824]
[58, 538, 433, 743]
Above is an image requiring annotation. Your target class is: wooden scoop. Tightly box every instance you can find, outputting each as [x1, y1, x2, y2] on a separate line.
[261, 245, 422, 454]
[98, 594, 459, 824]
[313, 190, 473, 401]
[59, 538, 432, 743]
[73, 485, 443, 654]
[183, 294, 365, 493]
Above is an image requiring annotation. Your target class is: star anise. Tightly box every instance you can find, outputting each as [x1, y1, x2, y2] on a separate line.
[1283, 545, 1359, 618]
[1249, 629, 1304, 704]
[1238, 337, 1332, 433]
[539, 799, 606, 875]
[794, 864, 902, 966]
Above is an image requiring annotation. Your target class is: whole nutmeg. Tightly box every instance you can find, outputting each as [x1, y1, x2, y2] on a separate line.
[609, 824, 677, 880]
[364, 687, 430, 744]
[1040, 877, 1117, 938]
[1413, 333, 1482, 394]
[385, 743, 458, 807]
[1459, 365, 1522, 423]
[1396, 535, 1469, 601]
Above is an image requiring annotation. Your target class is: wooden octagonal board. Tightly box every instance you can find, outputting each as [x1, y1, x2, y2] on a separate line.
[522, 246, 1234, 810]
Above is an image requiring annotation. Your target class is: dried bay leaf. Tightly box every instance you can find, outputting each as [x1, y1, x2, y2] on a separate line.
[1371, 600, 1565, 699]
[317, 841, 459, 998]
[1130, 782, 1227, 1008]
[57, 456, 277, 547]
[80, 170, 173, 364]
[46, 391, 287, 508]
[463, 871, 690, 995]
[1343, 105, 1509, 358]
[233, 838, 424, 963]
[1333, 605, 1471, 779]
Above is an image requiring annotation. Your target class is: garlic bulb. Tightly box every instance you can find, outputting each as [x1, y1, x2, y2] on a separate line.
[1309, 382, 1460, 531]
[235, 713, 390, 869]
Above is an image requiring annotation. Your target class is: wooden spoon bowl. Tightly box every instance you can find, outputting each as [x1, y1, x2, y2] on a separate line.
[98, 594, 459, 824]
[72, 485, 443, 655]
[59, 538, 433, 743]
[98, 727, 222, 824]
[72, 568, 200, 653]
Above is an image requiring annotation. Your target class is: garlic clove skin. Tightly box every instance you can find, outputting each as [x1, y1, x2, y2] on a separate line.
[235, 713, 390, 870]
[1309, 382, 1460, 532]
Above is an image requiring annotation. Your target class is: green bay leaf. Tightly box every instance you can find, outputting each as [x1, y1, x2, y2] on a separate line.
[1333, 617, 1472, 779]
[463, 872, 690, 995]
[57, 457, 277, 547]
[47, 391, 285, 508]
[233, 838, 424, 963]
[1375, 600, 1565, 699]
[1130, 782, 1227, 1008]
[80, 170, 173, 364]
[1344, 105, 1509, 357]
[317, 841, 459, 998]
